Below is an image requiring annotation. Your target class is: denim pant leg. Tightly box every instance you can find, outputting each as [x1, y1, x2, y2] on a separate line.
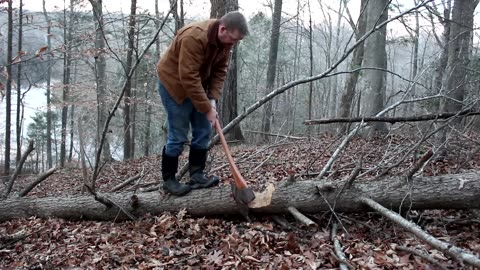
[158, 80, 190, 157]
[190, 107, 212, 150]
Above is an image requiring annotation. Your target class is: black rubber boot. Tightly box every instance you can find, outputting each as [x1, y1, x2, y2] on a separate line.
[162, 147, 191, 196]
[188, 147, 220, 189]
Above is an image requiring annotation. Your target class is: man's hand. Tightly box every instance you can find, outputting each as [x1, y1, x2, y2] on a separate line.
[206, 107, 217, 126]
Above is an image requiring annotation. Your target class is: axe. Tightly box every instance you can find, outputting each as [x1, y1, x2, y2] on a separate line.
[214, 119, 255, 219]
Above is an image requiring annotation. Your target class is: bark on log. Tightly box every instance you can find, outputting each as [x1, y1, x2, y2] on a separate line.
[0, 172, 479, 221]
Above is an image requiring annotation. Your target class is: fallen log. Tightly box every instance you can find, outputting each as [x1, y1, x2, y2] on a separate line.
[0, 172, 479, 222]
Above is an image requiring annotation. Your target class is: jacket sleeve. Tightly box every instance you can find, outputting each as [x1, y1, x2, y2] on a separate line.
[207, 49, 230, 101]
[178, 36, 212, 113]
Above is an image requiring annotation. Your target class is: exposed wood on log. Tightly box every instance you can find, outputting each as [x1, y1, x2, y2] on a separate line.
[304, 110, 480, 125]
[0, 172, 479, 222]
[360, 197, 480, 268]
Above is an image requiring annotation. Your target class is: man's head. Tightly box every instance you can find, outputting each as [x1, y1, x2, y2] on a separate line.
[217, 11, 249, 46]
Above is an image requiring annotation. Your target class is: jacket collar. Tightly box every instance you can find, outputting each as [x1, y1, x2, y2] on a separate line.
[207, 19, 222, 48]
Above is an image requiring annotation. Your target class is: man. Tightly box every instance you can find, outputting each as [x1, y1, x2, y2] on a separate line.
[156, 11, 249, 196]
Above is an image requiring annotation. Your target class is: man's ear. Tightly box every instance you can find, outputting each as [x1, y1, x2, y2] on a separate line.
[219, 25, 227, 32]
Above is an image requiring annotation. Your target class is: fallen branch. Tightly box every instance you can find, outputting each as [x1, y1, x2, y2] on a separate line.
[331, 222, 351, 270]
[19, 167, 57, 197]
[304, 110, 480, 125]
[406, 149, 433, 180]
[287, 207, 316, 227]
[244, 130, 307, 140]
[271, 215, 293, 230]
[395, 245, 450, 270]
[84, 184, 136, 221]
[359, 196, 480, 268]
[4, 140, 34, 198]
[1, 172, 479, 221]
[111, 174, 141, 192]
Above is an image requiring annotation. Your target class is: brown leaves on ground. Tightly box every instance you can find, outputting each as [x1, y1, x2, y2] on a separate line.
[1, 132, 480, 269]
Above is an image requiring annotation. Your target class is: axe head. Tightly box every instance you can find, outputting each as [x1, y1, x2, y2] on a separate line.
[230, 182, 255, 221]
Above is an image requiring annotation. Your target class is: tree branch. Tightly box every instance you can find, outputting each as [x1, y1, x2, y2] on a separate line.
[360, 197, 480, 268]
[3, 140, 34, 198]
[304, 110, 480, 125]
[19, 167, 57, 197]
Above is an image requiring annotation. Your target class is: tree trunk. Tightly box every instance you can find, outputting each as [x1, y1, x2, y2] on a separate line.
[362, 0, 388, 133]
[440, 0, 476, 118]
[261, 0, 282, 141]
[60, 0, 72, 168]
[67, 0, 75, 163]
[1, 172, 479, 221]
[123, 0, 137, 160]
[338, 0, 367, 134]
[90, 0, 112, 163]
[210, 0, 244, 141]
[4, 0, 13, 175]
[15, 0, 24, 165]
[43, 0, 54, 169]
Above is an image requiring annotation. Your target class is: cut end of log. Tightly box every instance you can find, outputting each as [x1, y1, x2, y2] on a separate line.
[249, 183, 275, 209]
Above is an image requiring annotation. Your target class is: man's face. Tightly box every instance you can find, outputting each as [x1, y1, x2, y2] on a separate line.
[218, 25, 244, 46]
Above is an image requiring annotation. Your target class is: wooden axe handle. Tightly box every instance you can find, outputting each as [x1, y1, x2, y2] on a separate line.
[214, 120, 248, 189]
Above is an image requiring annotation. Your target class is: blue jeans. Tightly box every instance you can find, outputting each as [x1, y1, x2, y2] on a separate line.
[158, 80, 212, 157]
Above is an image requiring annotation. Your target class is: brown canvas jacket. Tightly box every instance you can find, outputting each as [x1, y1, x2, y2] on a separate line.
[156, 19, 231, 113]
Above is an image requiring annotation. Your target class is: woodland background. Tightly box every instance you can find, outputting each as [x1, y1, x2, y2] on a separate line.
[1, 0, 480, 269]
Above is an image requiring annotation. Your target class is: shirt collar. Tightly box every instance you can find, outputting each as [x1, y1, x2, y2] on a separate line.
[207, 19, 222, 48]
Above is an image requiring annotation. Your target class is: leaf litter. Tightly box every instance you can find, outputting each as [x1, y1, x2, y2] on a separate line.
[1, 132, 480, 269]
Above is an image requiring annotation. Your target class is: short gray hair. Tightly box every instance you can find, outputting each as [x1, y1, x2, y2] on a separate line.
[220, 11, 249, 36]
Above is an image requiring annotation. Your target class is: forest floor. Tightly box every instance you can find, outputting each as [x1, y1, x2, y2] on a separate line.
[1, 131, 480, 269]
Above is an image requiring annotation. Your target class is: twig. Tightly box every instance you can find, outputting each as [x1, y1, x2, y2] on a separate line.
[84, 184, 136, 221]
[317, 123, 361, 180]
[346, 157, 362, 187]
[271, 215, 293, 230]
[287, 207, 316, 227]
[395, 245, 450, 270]
[111, 174, 141, 192]
[18, 167, 57, 197]
[454, 145, 480, 174]
[4, 140, 34, 198]
[338, 214, 375, 231]
[331, 222, 351, 270]
[406, 148, 433, 180]
[360, 196, 480, 268]
[0, 229, 41, 250]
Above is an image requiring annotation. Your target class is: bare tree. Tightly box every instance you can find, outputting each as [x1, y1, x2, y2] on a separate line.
[210, 0, 244, 140]
[440, 0, 477, 116]
[42, 0, 54, 169]
[59, 0, 73, 167]
[3, 0, 13, 176]
[90, 0, 112, 162]
[362, 0, 388, 133]
[123, 0, 137, 160]
[338, 0, 367, 134]
[15, 0, 24, 165]
[261, 0, 282, 140]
